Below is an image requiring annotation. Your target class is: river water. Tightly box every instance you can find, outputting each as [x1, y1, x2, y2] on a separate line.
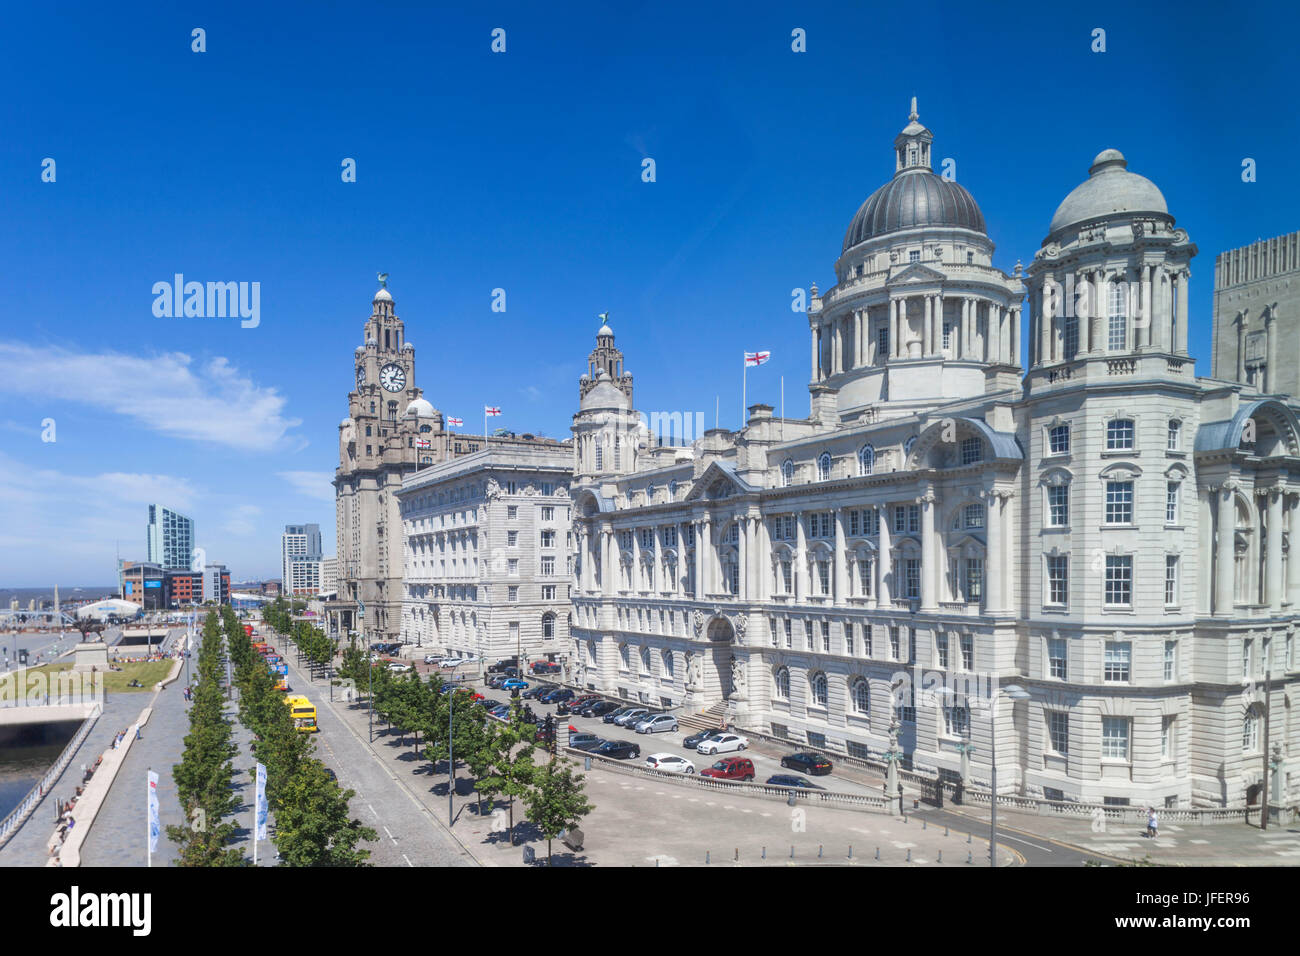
[0, 724, 80, 819]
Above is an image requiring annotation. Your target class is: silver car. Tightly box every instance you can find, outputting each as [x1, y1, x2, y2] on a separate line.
[634, 713, 679, 734]
[613, 707, 649, 727]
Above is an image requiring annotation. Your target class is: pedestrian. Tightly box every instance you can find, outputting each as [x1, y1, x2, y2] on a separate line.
[1147, 807, 1158, 839]
[135, 726, 141, 741]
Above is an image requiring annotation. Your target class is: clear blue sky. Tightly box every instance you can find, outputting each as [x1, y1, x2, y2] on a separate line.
[1, 0, 1296, 584]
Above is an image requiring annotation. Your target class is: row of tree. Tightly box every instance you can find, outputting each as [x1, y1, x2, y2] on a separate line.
[227, 607, 376, 865]
[335, 645, 592, 864]
[261, 597, 332, 674]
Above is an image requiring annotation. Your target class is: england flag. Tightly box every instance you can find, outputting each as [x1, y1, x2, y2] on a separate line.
[416, 438, 431, 448]
[447, 417, 463, 427]
[745, 350, 771, 367]
[485, 406, 502, 416]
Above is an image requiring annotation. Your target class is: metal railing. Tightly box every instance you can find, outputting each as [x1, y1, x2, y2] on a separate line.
[0, 703, 102, 848]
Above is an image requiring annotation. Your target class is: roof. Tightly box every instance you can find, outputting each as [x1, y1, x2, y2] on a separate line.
[843, 170, 986, 251]
[1048, 149, 1169, 235]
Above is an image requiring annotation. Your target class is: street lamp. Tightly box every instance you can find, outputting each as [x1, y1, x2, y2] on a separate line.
[989, 683, 1030, 868]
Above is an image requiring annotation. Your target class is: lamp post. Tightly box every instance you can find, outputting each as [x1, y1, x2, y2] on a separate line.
[989, 683, 1030, 868]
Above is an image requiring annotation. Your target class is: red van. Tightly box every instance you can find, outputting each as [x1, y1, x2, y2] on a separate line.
[700, 757, 756, 781]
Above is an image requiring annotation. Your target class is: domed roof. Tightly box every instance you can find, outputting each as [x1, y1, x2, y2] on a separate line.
[579, 378, 631, 412]
[374, 287, 392, 302]
[597, 324, 613, 337]
[405, 398, 436, 418]
[1048, 149, 1169, 235]
[843, 171, 986, 251]
[401, 341, 414, 351]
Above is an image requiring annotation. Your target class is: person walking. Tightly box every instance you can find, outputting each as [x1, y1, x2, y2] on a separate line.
[1146, 806, 1158, 839]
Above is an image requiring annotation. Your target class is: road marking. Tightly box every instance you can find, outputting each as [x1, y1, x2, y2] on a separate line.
[384, 825, 396, 843]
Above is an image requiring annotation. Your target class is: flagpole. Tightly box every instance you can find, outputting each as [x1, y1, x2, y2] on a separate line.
[146, 766, 151, 868]
[780, 375, 785, 443]
[742, 355, 747, 431]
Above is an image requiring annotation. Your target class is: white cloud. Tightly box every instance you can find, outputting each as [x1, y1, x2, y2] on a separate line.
[278, 471, 335, 503]
[0, 343, 303, 452]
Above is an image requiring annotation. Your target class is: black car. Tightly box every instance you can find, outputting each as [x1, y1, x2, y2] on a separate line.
[593, 740, 640, 760]
[683, 727, 727, 750]
[780, 752, 834, 776]
[541, 688, 575, 704]
[521, 684, 555, 700]
[765, 774, 823, 790]
[486, 659, 518, 675]
[580, 700, 621, 718]
[557, 695, 600, 716]
[567, 733, 604, 752]
[603, 706, 639, 724]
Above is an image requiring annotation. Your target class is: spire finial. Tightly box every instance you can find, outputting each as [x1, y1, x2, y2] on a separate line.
[909, 96, 918, 121]
[377, 271, 389, 289]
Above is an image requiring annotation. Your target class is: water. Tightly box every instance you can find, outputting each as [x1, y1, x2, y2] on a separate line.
[0, 724, 80, 819]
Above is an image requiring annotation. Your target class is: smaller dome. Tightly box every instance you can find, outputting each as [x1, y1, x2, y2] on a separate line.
[405, 398, 436, 418]
[354, 346, 365, 355]
[580, 379, 630, 412]
[401, 342, 414, 351]
[340, 418, 352, 428]
[374, 288, 392, 302]
[1048, 148, 1169, 235]
[598, 324, 613, 337]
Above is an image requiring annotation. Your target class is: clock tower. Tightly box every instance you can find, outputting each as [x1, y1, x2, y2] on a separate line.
[332, 281, 445, 644]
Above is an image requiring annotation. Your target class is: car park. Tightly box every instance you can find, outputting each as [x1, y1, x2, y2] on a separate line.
[696, 733, 748, 755]
[765, 774, 824, 790]
[700, 757, 755, 781]
[634, 713, 678, 734]
[645, 753, 695, 774]
[683, 727, 727, 750]
[779, 752, 834, 776]
[613, 707, 650, 727]
[581, 700, 621, 718]
[593, 740, 641, 760]
[557, 694, 600, 715]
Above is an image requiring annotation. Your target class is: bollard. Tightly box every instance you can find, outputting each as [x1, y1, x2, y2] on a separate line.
[906, 848, 911, 862]
[875, 846, 880, 860]
[938, 850, 942, 863]
[944, 826, 949, 837]
[818, 844, 823, 858]
[734, 847, 738, 862]
[706, 850, 710, 864]
[848, 845, 853, 860]
[967, 832, 972, 843]
[790, 844, 795, 859]
[762, 845, 766, 859]
[967, 851, 972, 864]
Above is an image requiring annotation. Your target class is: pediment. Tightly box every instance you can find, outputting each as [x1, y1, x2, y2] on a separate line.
[887, 263, 947, 287]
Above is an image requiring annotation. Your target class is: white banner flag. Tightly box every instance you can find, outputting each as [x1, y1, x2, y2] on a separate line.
[147, 770, 160, 855]
[255, 762, 268, 841]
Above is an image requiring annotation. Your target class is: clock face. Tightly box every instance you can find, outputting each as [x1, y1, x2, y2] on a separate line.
[356, 365, 366, 388]
[380, 362, 406, 392]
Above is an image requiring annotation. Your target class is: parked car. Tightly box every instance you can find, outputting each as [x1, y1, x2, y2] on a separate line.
[500, 678, 529, 691]
[613, 707, 650, 727]
[557, 694, 600, 716]
[700, 757, 755, 781]
[567, 733, 604, 751]
[645, 753, 695, 774]
[697, 733, 748, 755]
[487, 675, 511, 689]
[521, 684, 555, 700]
[634, 713, 679, 735]
[581, 700, 621, 718]
[683, 727, 728, 750]
[603, 706, 637, 724]
[531, 661, 562, 674]
[594, 740, 640, 760]
[779, 752, 834, 776]
[423, 655, 443, 665]
[387, 662, 412, 673]
[765, 774, 824, 790]
[486, 660, 517, 675]
[541, 688, 575, 704]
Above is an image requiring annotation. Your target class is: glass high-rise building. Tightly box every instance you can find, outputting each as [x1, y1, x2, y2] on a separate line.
[147, 504, 195, 571]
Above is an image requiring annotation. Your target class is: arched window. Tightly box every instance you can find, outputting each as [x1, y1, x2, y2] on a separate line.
[668, 480, 678, 498]
[541, 612, 555, 639]
[810, 672, 828, 706]
[662, 649, 674, 678]
[851, 677, 870, 714]
[774, 666, 790, 700]
[858, 444, 875, 476]
[817, 453, 832, 482]
[781, 459, 794, 487]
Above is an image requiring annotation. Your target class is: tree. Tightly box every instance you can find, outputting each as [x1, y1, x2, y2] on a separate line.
[522, 758, 593, 865]
[273, 758, 376, 866]
[475, 701, 538, 845]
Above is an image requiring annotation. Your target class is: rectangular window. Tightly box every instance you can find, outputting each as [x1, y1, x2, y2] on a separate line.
[639, 528, 654, 549]
[1048, 636, 1067, 679]
[507, 558, 519, 577]
[784, 619, 793, 649]
[769, 619, 779, 647]
[877, 326, 889, 361]
[781, 560, 793, 594]
[817, 560, 831, 595]
[963, 559, 983, 601]
[907, 505, 920, 533]
[943, 323, 952, 350]
[1163, 640, 1176, 681]
[960, 437, 983, 465]
[1166, 482, 1179, 524]
[1047, 485, 1069, 527]
[1063, 317, 1079, 360]
[506, 530, 519, 547]
[509, 621, 519, 643]
[804, 621, 813, 651]
[1105, 481, 1134, 524]
[1161, 715, 1175, 759]
[960, 633, 973, 671]
[862, 508, 879, 535]
[821, 621, 830, 652]
[863, 625, 873, 657]
[1049, 711, 1069, 755]
[1164, 556, 1178, 605]
[1104, 556, 1132, 606]
[889, 626, 900, 661]
[541, 530, 556, 548]
[893, 505, 907, 534]
[540, 557, 555, 575]
[1108, 311, 1127, 352]
[909, 249, 920, 263]
[507, 505, 518, 520]
[1106, 419, 1135, 450]
[541, 585, 556, 600]
[849, 510, 859, 536]
[1242, 639, 1252, 679]
[857, 556, 873, 597]
[1047, 555, 1069, 605]
[541, 506, 555, 521]
[507, 586, 519, 601]
[1104, 641, 1132, 682]
[904, 559, 920, 599]
[1166, 420, 1180, 451]
[936, 633, 949, 669]
[1048, 424, 1070, 455]
[963, 503, 984, 529]
[1101, 716, 1130, 760]
[846, 624, 855, 656]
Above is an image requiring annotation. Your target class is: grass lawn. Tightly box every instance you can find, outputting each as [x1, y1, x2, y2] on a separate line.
[0, 659, 175, 697]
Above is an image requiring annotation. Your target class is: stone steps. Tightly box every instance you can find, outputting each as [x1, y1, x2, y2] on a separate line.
[677, 702, 727, 733]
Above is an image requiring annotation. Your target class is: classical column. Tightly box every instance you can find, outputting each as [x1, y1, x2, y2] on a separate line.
[630, 523, 642, 592]
[935, 295, 945, 355]
[888, 299, 897, 358]
[1266, 488, 1284, 610]
[795, 513, 807, 603]
[923, 295, 933, 355]
[1011, 307, 1021, 366]
[985, 491, 1003, 613]
[1236, 314, 1247, 382]
[1076, 274, 1091, 354]
[987, 303, 999, 363]
[737, 517, 748, 601]
[1176, 269, 1190, 354]
[1265, 312, 1278, 393]
[833, 508, 848, 606]
[810, 325, 819, 381]
[1039, 276, 1053, 364]
[920, 491, 938, 611]
[1287, 493, 1300, 606]
[701, 518, 713, 597]
[876, 504, 891, 605]
[832, 320, 842, 375]
[1215, 485, 1236, 616]
[1137, 265, 1152, 349]
[759, 516, 772, 602]
[601, 528, 615, 599]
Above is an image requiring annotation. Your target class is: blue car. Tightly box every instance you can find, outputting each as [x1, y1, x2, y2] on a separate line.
[500, 678, 529, 691]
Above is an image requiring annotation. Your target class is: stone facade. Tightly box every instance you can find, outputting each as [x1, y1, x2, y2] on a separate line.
[1212, 231, 1300, 397]
[565, 106, 1300, 810]
[397, 444, 574, 664]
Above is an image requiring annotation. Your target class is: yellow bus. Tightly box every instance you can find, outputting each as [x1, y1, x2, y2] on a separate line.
[284, 694, 318, 733]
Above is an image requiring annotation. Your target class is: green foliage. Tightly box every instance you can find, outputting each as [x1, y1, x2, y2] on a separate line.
[474, 701, 538, 845]
[273, 758, 377, 866]
[522, 757, 593, 864]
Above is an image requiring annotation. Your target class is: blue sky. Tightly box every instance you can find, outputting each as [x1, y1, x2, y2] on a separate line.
[1, 0, 1296, 584]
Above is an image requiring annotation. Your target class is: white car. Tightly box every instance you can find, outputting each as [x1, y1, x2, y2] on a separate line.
[697, 733, 748, 755]
[634, 713, 679, 734]
[423, 655, 443, 665]
[387, 662, 412, 673]
[645, 753, 695, 774]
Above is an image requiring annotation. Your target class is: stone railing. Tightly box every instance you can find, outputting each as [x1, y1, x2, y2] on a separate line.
[0, 702, 102, 848]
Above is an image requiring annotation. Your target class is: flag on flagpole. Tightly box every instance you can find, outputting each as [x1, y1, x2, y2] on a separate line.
[447, 417, 463, 427]
[484, 406, 502, 417]
[255, 762, 268, 841]
[147, 770, 160, 857]
[744, 350, 771, 367]
[416, 438, 431, 449]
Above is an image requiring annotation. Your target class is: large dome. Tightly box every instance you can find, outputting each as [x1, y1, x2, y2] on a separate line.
[843, 172, 986, 251]
[1048, 149, 1168, 235]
